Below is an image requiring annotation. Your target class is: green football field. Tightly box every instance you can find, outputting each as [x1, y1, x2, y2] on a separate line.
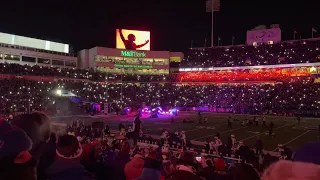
[52, 112, 320, 151]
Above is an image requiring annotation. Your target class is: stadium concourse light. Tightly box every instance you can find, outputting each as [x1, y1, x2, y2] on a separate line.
[310, 66, 317, 72]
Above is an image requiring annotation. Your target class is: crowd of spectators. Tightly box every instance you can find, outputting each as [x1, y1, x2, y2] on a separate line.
[1, 76, 320, 117]
[1, 112, 319, 180]
[0, 63, 170, 82]
[182, 39, 320, 67]
[176, 69, 311, 82]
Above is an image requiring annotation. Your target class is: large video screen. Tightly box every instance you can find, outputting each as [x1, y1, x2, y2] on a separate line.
[116, 29, 150, 51]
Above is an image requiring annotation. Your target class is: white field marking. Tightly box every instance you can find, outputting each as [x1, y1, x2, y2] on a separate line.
[185, 122, 229, 133]
[247, 131, 260, 134]
[185, 129, 204, 133]
[271, 130, 311, 151]
[239, 122, 296, 141]
[193, 126, 249, 140]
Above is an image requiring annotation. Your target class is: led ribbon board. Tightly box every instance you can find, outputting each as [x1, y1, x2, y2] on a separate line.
[114, 64, 152, 69]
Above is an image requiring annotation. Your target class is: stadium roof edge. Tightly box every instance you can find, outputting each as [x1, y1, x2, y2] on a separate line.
[0, 32, 69, 54]
[190, 37, 320, 50]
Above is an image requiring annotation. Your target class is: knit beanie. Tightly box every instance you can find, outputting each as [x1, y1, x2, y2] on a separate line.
[56, 135, 83, 159]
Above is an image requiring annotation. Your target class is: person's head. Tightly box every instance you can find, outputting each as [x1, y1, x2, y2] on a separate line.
[11, 112, 50, 148]
[261, 160, 320, 180]
[56, 135, 83, 162]
[163, 160, 175, 174]
[128, 34, 136, 42]
[0, 120, 37, 180]
[120, 140, 130, 154]
[176, 152, 198, 173]
[227, 163, 260, 180]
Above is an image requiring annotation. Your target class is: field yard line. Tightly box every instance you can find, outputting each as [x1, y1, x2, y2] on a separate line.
[193, 126, 249, 140]
[271, 130, 311, 151]
[185, 129, 203, 133]
[239, 122, 296, 141]
[184, 121, 230, 132]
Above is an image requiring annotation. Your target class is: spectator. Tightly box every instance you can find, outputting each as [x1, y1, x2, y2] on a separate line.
[135, 149, 162, 180]
[105, 141, 131, 180]
[0, 120, 36, 180]
[199, 158, 215, 180]
[11, 112, 51, 158]
[228, 163, 260, 180]
[38, 132, 57, 180]
[124, 149, 145, 180]
[255, 137, 263, 155]
[261, 160, 320, 180]
[167, 152, 203, 180]
[46, 135, 87, 180]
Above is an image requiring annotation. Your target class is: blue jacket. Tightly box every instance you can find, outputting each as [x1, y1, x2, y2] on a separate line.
[135, 158, 162, 180]
[135, 168, 161, 180]
[46, 158, 93, 180]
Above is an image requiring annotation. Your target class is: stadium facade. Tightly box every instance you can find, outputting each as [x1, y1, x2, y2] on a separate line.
[78, 47, 183, 75]
[0, 32, 77, 68]
[0, 31, 184, 75]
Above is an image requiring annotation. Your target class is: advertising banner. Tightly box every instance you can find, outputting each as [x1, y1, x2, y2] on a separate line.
[246, 28, 281, 45]
[116, 29, 150, 51]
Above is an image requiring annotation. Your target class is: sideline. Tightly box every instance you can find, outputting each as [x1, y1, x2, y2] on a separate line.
[193, 126, 249, 141]
[239, 122, 297, 141]
[271, 130, 311, 151]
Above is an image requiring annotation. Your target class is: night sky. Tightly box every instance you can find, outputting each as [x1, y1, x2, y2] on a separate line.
[0, 0, 319, 53]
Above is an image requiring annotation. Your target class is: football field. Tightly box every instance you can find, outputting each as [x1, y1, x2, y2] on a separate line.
[52, 112, 320, 151]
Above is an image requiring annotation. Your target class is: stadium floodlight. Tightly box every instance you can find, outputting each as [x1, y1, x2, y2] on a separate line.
[206, 0, 220, 47]
[56, 89, 62, 96]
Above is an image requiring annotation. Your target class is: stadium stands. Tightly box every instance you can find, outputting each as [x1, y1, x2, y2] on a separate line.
[182, 38, 320, 67]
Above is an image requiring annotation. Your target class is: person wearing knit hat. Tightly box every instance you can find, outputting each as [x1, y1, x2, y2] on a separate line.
[55, 135, 83, 159]
[46, 135, 87, 180]
[0, 120, 36, 180]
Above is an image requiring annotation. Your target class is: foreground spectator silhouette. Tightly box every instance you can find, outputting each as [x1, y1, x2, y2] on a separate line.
[124, 148, 145, 180]
[167, 152, 203, 180]
[0, 120, 36, 180]
[135, 148, 162, 180]
[46, 134, 92, 180]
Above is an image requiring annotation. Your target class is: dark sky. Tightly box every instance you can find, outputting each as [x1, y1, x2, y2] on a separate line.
[0, 0, 319, 53]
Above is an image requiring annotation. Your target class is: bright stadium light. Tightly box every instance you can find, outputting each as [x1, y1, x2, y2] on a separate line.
[310, 66, 317, 72]
[56, 89, 62, 96]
